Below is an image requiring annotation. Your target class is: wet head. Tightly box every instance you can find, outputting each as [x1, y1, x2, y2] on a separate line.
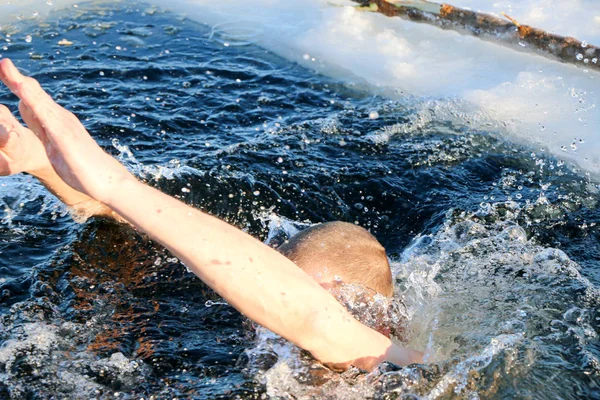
[278, 221, 397, 336]
[278, 221, 393, 296]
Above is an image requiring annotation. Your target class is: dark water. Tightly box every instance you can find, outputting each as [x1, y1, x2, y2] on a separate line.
[0, 2, 599, 399]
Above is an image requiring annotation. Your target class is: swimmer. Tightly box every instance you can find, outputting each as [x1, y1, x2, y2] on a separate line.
[0, 58, 423, 371]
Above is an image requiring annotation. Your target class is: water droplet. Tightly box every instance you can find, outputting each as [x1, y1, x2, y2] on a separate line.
[368, 110, 379, 119]
[576, 53, 584, 61]
[253, 190, 260, 196]
[205, 300, 228, 307]
[57, 38, 73, 46]
[25, 35, 32, 43]
[581, 40, 588, 48]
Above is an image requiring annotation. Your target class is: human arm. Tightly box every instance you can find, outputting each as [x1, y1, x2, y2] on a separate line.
[0, 58, 422, 369]
[0, 92, 122, 221]
[103, 177, 422, 368]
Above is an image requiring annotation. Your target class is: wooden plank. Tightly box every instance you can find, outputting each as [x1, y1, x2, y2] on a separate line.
[352, 0, 600, 71]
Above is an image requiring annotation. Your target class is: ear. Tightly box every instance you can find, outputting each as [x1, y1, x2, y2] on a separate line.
[376, 325, 391, 339]
[318, 280, 344, 291]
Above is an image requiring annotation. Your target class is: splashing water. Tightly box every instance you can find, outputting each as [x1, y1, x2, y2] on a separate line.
[252, 204, 600, 399]
[0, 1, 599, 399]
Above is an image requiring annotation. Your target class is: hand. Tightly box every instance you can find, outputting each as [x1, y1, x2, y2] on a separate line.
[0, 59, 134, 203]
[0, 103, 53, 177]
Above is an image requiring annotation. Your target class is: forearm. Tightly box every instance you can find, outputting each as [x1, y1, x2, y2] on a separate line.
[102, 178, 395, 367]
[32, 168, 123, 222]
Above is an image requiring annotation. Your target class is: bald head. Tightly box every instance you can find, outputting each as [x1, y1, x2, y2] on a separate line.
[278, 222, 393, 297]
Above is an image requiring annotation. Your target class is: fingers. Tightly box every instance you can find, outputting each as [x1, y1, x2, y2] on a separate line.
[0, 104, 20, 147]
[0, 59, 45, 99]
[0, 59, 62, 134]
[0, 104, 24, 175]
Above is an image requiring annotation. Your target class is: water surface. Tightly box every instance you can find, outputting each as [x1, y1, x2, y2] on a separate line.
[0, 2, 598, 399]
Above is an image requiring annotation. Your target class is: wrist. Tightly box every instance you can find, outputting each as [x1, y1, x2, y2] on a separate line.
[28, 165, 59, 182]
[31, 167, 93, 207]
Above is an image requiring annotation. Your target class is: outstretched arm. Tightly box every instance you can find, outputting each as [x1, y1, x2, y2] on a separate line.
[0, 90, 122, 221]
[0, 59, 422, 369]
